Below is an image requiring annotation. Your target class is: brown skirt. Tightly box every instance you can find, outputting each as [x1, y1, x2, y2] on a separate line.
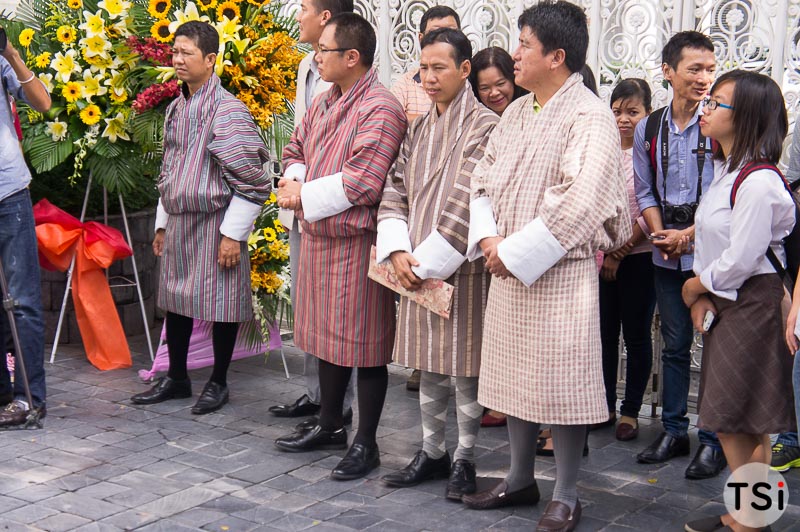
[698, 274, 796, 434]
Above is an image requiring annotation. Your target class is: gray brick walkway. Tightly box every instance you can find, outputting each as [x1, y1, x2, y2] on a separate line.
[1, 330, 799, 531]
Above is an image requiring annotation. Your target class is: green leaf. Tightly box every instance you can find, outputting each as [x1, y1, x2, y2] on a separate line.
[92, 137, 125, 158]
[131, 109, 165, 154]
[25, 133, 74, 173]
[85, 150, 143, 195]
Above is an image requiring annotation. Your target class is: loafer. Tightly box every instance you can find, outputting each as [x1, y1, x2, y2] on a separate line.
[536, 499, 581, 532]
[0, 400, 45, 427]
[406, 369, 421, 391]
[684, 515, 724, 532]
[462, 480, 539, 510]
[445, 459, 476, 501]
[331, 443, 380, 480]
[130, 376, 191, 405]
[382, 450, 450, 487]
[636, 432, 690, 464]
[275, 424, 348, 453]
[685, 444, 727, 480]
[268, 394, 320, 418]
[294, 408, 354, 432]
[191, 381, 228, 415]
[615, 421, 639, 441]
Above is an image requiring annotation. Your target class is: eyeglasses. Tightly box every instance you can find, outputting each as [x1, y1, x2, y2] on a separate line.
[703, 98, 735, 111]
[314, 46, 350, 55]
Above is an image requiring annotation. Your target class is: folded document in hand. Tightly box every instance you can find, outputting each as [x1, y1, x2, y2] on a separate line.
[368, 246, 455, 319]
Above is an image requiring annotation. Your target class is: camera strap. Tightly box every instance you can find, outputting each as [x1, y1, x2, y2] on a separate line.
[658, 108, 707, 207]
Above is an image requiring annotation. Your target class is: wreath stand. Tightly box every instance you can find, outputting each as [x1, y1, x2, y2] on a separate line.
[49, 173, 155, 363]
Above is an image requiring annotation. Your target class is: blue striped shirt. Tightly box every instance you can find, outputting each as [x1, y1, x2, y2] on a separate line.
[0, 57, 32, 202]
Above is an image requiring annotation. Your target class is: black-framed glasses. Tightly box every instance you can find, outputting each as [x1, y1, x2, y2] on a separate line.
[703, 97, 734, 111]
[314, 46, 350, 55]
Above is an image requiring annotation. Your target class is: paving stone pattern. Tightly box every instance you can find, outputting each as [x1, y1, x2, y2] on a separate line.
[1, 331, 799, 531]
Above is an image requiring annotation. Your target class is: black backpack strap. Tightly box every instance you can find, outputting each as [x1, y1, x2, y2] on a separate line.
[643, 107, 668, 206]
[730, 160, 791, 280]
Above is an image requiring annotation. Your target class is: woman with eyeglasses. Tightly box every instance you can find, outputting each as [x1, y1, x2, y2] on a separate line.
[681, 70, 795, 532]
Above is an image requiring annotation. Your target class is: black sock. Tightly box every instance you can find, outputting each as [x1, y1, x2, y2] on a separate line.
[209, 321, 239, 387]
[318, 358, 351, 431]
[165, 312, 193, 381]
[353, 365, 388, 447]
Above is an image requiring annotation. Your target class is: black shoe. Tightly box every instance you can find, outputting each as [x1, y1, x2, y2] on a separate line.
[445, 459, 476, 501]
[406, 370, 421, 391]
[771, 443, 800, 472]
[685, 444, 727, 480]
[381, 450, 451, 487]
[274, 424, 348, 453]
[191, 381, 229, 415]
[0, 400, 45, 427]
[294, 408, 354, 433]
[331, 443, 380, 481]
[269, 394, 321, 418]
[684, 515, 724, 532]
[636, 432, 690, 464]
[130, 377, 192, 405]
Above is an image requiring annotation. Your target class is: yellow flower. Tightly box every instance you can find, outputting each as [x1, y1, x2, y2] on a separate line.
[168, 2, 209, 33]
[34, 52, 51, 69]
[216, 1, 240, 21]
[50, 49, 81, 83]
[46, 120, 69, 141]
[262, 227, 277, 242]
[151, 20, 173, 43]
[99, 0, 131, 19]
[273, 219, 284, 233]
[19, 29, 35, 47]
[268, 191, 276, 204]
[214, 17, 242, 44]
[102, 112, 130, 142]
[38, 73, 54, 92]
[79, 104, 102, 125]
[79, 34, 112, 57]
[196, 0, 217, 10]
[67, 0, 82, 7]
[80, 70, 108, 100]
[79, 10, 106, 37]
[147, 0, 171, 18]
[56, 25, 77, 44]
[109, 90, 128, 104]
[61, 81, 83, 103]
[246, 0, 263, 6]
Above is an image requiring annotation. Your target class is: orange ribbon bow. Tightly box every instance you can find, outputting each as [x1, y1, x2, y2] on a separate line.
[33, 199, 133, 370]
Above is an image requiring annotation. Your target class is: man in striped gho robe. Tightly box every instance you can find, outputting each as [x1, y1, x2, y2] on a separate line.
[376, 28, 497, 501]
[131, 22, 271, 415]
[273, 13, 407, 481]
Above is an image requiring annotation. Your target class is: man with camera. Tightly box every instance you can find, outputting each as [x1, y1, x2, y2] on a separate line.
[633, 31, 725, 479]
[0, 27, 52, 426]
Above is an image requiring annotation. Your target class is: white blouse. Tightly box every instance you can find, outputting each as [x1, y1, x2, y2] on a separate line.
[693, 159, 795, 301]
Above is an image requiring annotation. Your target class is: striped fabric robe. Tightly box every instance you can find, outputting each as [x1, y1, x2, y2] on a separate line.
[157, 75, 270, 322]
[471, 74, 631, 424]
[283, 69, 407, 367]
[377, 84, 497, 377]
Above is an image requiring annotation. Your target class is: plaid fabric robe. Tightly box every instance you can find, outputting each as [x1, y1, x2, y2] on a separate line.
[283, 69, 407, 367]
[474, 73, 631, 424]
[378, 84, 497, 377]
[157, 75, 270, 322]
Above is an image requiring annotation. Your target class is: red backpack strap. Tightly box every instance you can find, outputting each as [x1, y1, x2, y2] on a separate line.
[730, 160, 788, 208]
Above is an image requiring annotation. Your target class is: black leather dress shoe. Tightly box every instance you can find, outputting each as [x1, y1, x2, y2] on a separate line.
[636, 432, 690, 464]
[445, 459, 476, 501]
[191, 381, 228, 415]
[130, 377, 191, 405]
[294, 408, 354, 432]
[274, 425, 348, 453]
[269, 394, 321, 418]
[462, 480, 540, 510]
[685, 444, 727, 480]
[331, 442, 380, 480]
[382, 450, 451, 487]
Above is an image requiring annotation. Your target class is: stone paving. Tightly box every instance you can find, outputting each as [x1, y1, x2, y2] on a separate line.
[1, 330, 799, 531]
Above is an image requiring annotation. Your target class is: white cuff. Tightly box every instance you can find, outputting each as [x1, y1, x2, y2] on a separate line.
[284, 163, 307, 183]
[278, 208, 295, 229]
[155, 198, 169, 232]
[300, 172, 352, 223]
[220, 195, 263, 241]
[700, 268, 738, 301]
[467, 196, 499, 261]
[411, 230, 465, 280]
[496, 217, 567, 287]
[376, 218, 412, 263]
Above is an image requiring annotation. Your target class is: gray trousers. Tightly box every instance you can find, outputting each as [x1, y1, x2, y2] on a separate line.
[289, 221, 354, 409]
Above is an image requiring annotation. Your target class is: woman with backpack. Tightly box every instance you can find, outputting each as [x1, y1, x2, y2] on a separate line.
[681, 70, 795, 532]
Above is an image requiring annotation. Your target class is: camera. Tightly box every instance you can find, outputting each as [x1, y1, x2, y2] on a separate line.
[662, 202, 698, 225]
[0, 28, 7, 54]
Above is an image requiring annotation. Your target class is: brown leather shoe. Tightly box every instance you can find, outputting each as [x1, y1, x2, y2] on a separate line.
[462, 480, 539, 510]
[536, 500, 581, 531]
[615, 421, 639, 441]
